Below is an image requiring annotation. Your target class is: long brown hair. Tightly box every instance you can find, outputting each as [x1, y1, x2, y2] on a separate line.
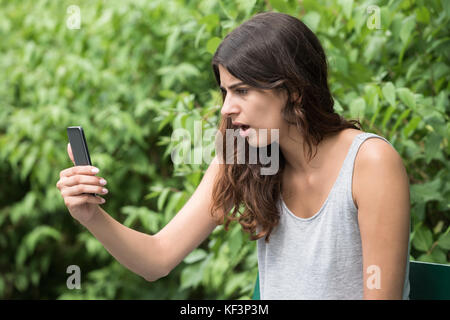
[209, 11, 362, 243]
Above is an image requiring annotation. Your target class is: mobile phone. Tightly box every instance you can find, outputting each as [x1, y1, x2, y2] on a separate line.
[67, 126, 98, 197]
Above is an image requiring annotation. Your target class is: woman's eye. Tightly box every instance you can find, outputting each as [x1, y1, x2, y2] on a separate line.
[220, 88, 248, 96]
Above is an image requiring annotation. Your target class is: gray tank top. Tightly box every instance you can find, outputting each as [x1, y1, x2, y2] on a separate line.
[257, 132, 411, 299]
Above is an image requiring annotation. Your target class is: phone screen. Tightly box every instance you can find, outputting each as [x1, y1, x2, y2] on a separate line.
[67, 126, 92, 166]
[67, 126, 97, 196]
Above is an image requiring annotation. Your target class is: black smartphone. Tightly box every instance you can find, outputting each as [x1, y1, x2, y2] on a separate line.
[67, 126, 97, 197]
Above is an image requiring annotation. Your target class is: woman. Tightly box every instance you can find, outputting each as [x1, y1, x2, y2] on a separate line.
[56, 11, 411, 300]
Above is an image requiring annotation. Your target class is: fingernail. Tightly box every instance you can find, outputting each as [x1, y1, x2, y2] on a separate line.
[92, 168, 99, 173]
[99, 179, 107, 185]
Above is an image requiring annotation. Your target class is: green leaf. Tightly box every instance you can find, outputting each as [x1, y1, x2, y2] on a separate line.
[399, 15, 416, 44]
[334, 56, 349, 76]
[194, 24, 206, 49]
[206, 37, 222, 55]
[157, 188, 170, 211]
[412, 224, 433, 252]
[415, 7, 430, 24]
[396, 87, 416, 110]
[437, 227, 450, 250]
[184, 249, 208, 264]
[165, 26, 181, 60]
[364, 36, 385, 63]
[21, 146, 39, 181]
[199, 14, 220, 33]
[424, 132, 443, 164]
[363, 84, 379, 113]
[402, 116, 421, 138]
[180, 263, 204, 290]
[302, 11, 321, 32]
[25, 226, 61, 254]
[218, 0, 238, 20]
[237, 0, 257, 16]
[338, 0, 354, 20]
[15, 226, 61, 268]
[165, 192, 184, 215]
[31, 271, 40, 286]
[411, 178, 444, 204]
[390, 109, 410, 137]
[382, 82, 396, 106]
[381, 105, 396, 130]
[349, 97, 366, 119]
[334, 98, 344, 113]
[228, 225, 243, 261]
[418, 247, 447, 264]
[14, 274, 28, 292]
[443, 0, 450, 19]
[269, 0, 290, 13]
[16, 245, 28, 267]
[224, 273, 247, 297]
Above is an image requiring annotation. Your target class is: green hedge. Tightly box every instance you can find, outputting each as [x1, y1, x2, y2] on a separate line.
[0, 0, 448, 299]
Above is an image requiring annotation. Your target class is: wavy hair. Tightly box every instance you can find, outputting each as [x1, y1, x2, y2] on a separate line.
[209, 11, 362, 243]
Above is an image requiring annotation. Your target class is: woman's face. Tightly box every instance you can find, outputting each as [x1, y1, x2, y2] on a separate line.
[218, 64, 289, 148]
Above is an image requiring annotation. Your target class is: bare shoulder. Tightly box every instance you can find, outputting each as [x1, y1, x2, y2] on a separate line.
[357, 134, 401, 163]
[352, 132, 408, 209]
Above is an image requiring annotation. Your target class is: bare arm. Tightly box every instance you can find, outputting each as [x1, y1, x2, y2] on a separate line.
[57, 147, 226, 282]
[82, 156, 225, 281]
[82, 206, 168, 282]
[354, 139, 410, 299]
[154, 156, 228, 274]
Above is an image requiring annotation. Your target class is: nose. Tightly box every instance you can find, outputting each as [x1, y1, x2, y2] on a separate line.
[220, 95, 239, 117]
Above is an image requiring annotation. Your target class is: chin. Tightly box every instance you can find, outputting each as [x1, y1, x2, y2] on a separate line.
[253, 128, 280, 147]
[247, 134, 271, 148]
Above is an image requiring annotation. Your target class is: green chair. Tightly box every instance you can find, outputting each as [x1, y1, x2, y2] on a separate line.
[252, 261, 450, 300]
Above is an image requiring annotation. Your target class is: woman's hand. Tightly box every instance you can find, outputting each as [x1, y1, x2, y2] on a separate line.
[56, 143, 108, 225]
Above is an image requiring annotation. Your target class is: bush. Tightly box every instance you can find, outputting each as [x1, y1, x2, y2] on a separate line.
[0, 0, 448, 299]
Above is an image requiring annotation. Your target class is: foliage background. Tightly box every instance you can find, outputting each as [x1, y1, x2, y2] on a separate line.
[0, 0, 448, 299]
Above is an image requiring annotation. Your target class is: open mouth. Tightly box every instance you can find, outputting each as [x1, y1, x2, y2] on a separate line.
[238, 124, 251, 137]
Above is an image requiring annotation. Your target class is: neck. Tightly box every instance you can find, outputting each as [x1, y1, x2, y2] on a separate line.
[279, 126, 338, 176]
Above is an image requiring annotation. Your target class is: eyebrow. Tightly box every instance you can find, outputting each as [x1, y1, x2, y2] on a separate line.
[219, 82, 246, 91]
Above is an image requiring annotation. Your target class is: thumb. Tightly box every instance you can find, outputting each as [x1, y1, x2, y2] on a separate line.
[67, 143, 75, 166]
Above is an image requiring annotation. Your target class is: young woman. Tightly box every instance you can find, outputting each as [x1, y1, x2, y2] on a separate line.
[56, 11, 411, 300]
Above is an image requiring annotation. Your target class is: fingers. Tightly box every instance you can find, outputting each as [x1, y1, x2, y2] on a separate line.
[56, 174, 106, 190]
[56, 167, 107, 197]
[67, 143, 75, 165]
[60, 165, 99, 178]
[61, 183, 108, 198]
